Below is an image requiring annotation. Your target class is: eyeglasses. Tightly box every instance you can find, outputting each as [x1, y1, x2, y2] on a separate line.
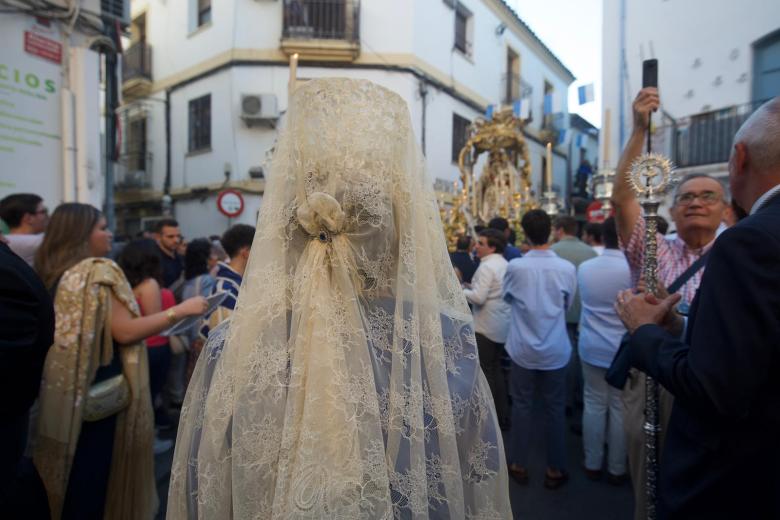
[674, 191, 722, 206]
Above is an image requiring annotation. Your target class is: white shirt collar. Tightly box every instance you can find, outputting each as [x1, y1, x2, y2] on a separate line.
[750, 183, 780, 215]
[481, 253, 504, 263]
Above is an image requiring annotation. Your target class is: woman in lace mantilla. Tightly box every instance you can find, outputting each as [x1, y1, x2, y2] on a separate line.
[168, 78, 512, 519]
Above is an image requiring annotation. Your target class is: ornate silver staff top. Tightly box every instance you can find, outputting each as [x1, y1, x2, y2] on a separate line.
[591, 168, 617, 214]
[540, 190, 561, 216]
[628, 153, 673, 201]
[628, 153, 674, 293]
[627, 151, 674, 520]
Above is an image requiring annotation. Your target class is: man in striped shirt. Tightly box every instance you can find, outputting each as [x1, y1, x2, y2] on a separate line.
[612, 87, 730, 520]
[200, 224, 255, 339]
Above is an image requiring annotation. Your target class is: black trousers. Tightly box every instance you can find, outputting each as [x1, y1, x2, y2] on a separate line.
[475, 333, 509, 424]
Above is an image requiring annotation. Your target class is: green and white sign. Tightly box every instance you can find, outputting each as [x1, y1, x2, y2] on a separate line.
[0, 15, 62, 202]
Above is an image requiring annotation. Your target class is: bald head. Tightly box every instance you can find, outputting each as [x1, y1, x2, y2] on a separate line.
[729, 97, 780, 212]
[733, 97, 780, 173]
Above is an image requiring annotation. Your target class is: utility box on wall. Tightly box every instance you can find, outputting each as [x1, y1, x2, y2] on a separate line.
[240, 94, 279, 127]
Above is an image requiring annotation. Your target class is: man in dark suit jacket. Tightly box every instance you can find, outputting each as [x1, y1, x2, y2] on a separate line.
[614, 96, 780, 519]
[450, 234, 478, 284]
[0, 241, 54, 518]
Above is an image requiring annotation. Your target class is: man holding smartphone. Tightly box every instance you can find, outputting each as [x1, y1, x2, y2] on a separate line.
[611, 86, 729, 519]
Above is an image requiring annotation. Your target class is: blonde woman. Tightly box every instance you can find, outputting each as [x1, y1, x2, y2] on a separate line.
[33, 203, 207, 519]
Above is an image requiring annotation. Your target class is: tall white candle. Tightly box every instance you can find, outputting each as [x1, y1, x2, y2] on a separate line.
[603, 108, 611, 168]
[546, 142, 553, 192]
[289, 53, 299, 94]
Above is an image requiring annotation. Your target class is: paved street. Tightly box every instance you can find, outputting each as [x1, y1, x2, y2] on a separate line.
[506, 417, 634, 520]
[154, 405, 633, 519]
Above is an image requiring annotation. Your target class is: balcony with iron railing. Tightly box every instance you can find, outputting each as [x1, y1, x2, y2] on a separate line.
[122, 42, 152, 100]
[281, 0, 360, 61]
[115, 152, 153, 191]
[653, 100, 767, 168]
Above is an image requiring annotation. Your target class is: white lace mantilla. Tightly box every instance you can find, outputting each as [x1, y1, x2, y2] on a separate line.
[167, 78, 512, 519]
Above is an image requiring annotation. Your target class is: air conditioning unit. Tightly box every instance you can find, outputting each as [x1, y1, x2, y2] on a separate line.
[241, 94, 279, 127]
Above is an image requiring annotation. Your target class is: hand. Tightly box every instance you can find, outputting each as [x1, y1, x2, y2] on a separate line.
[636, 276, 670, 300]
[634, 278, 685, 334]
[615, 289, 681, 334]
[176, 296, 208, 317]
[632, 88, 660, 135]
[643, 291, 686, 337]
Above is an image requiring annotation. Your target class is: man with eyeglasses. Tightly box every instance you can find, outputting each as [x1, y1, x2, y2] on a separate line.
[615, 96, 780, 518]
[0, 193, 49, 266]
[611, 87, 729, 520]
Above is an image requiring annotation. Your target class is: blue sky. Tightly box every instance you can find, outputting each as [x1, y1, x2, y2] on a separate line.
[509, 0, 602, 127]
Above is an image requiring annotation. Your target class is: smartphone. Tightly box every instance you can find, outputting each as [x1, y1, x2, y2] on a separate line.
[642, 59, 658, 88]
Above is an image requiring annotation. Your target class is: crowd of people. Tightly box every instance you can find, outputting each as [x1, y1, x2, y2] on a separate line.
[0, 196, 255, 518]
[0, 79, 778, 519]
[449, 88, 780, 518]
[455, 211, 627, 490]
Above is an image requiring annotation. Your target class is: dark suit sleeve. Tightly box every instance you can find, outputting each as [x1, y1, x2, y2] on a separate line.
[630, 226, 780, 419]
[0, 245, 54, 422]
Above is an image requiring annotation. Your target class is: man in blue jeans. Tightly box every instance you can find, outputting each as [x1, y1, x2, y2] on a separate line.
[577, 217, 631, 483]
[503, 209, 577, 489]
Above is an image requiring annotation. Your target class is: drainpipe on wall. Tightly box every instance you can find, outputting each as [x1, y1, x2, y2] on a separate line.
[104, 45, 119, 232]
[419, 80, 428, 156]
[618, 0, 627, 149]
[61, 86, 77, 202]
[567, 131, 573, 211]
[164, 88, 172, 210]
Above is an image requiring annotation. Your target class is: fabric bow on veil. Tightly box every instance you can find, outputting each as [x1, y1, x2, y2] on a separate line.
[167, 78, 511, 519]
[296, 191, 345, 241]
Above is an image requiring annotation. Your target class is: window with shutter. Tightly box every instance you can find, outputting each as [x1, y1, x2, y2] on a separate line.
[188, 95, 211, 153]
[198, 0, 211, 26]
[452, 113, 471, 163]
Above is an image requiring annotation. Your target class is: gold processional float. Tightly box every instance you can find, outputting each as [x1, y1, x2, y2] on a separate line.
[438, 106, 618, 249]
[439, 107, 537, 247]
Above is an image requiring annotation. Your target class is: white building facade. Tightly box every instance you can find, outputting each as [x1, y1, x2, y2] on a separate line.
[118, 0, 576, 238]
[0, 0, 126, 211]
[601, 0, 780, 188]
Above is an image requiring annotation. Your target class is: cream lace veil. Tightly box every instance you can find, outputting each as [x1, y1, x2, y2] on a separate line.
[168, 78, 511, 519]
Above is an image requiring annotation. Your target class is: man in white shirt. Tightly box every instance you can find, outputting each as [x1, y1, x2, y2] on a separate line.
[464, 228, 511, 428]
[503, 209, 578, 489]
[577, 217, 631, 484]
[0, 193, 48, 266]
[583, 222, 605, 255]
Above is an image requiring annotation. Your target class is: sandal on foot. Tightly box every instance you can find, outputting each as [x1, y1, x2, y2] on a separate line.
[543, 471, 569, 490]
[508, 466, 529, 485]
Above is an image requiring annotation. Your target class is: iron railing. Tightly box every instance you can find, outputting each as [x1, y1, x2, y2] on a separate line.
[122, 42, 152, 83]
[501, 73, 533, 104]
[654, 100, 767, 168]
[115, 152, 153, 190]
[283, 0, 360, 41]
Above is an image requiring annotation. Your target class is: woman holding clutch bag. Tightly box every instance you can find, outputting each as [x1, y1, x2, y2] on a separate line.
[33, 203, 207, 520]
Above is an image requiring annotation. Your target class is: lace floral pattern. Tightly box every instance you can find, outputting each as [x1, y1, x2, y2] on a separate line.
[168, 79, 511, 519]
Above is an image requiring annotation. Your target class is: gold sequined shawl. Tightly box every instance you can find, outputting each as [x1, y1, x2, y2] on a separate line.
[34, 258, 158, 519]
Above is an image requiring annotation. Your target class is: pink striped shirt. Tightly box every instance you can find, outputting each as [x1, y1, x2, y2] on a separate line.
[621, 217, 714, 305]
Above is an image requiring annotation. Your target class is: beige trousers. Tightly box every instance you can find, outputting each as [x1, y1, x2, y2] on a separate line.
[622, 368, 675, 520]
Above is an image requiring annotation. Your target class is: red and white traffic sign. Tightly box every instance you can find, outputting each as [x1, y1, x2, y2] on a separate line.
[217, 189, 244, 218]
[586, 201, 614, 223]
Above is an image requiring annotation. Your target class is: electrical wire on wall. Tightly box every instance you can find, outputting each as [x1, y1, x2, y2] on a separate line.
[0, 0, 105, 36]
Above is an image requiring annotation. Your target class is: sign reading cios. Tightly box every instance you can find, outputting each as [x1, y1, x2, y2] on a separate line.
[0, 63, 57, 94]
[0, 15, 62, 203]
